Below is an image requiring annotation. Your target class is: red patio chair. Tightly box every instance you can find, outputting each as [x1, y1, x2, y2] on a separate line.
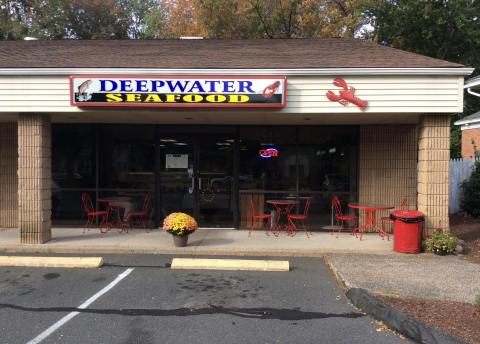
[249, 199, 272, 237]
[380, 197, 408, 240]
[331, 196, 357, 238]
[125, 194, 151, 232]
[287, 197, 312, 237]
[81, 192, 108, 233]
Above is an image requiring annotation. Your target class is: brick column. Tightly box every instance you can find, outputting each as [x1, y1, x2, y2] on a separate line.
[18, 113, 52, 243]
[417, 114, 450, 232]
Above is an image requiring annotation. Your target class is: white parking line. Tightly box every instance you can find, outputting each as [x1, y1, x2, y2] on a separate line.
[26, 268, 134, 344]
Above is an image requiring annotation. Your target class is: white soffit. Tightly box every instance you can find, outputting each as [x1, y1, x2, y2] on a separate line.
[0, 67, 473, 76]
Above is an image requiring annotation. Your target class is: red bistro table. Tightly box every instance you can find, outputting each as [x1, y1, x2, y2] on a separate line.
[266, 200, 299, 236]
[348, 203, 394, 241]
[98, 197, 132, 231]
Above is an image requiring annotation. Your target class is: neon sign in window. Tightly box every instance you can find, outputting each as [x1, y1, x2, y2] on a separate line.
[259, 148, 279, 159]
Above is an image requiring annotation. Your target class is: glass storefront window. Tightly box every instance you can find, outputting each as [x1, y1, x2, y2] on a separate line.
[98, 125, 155, 191]
[52, 125, 95, 222]
[239, 127, 296, 191]
[52, 124, 358, 230]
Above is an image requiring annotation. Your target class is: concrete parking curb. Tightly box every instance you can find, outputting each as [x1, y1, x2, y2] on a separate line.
[345, 288, 468, 344]
[0, 256, 103, 268]
[171, 258, 289, 271]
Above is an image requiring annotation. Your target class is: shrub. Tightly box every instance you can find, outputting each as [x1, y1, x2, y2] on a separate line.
[163, 212, 198, 237]
[461, 161, 480, 218]
[475, 295, 480, 312]
[423, 231, 457, 255]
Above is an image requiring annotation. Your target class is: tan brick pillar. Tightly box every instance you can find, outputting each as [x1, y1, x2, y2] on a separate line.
[18, 113, 52, 243]
[417, 114, 450, 232]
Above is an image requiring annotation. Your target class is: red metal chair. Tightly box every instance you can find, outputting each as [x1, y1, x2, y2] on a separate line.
[381, 197, 408, 240]
[249, 198, 272, 237]
[287, 197, 312, 237]
[125, 194, 151, 232]
[331, 196, 357, 238]
[81, 192, 108, 233]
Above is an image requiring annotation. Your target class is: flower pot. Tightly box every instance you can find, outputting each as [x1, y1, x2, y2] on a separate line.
[173, 234, 189, 247]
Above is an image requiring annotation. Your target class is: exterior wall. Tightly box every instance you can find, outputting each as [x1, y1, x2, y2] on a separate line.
[0, 75, 464, 114]
[417, 115, 450, 231]
[18, 113, 52, 243]
[461, 127, 480, 158]
[359, 125, 418, 222]
[0, 123, 17, 228]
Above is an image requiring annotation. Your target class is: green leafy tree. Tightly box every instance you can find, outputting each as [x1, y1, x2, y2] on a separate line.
[461, 161, 480, 218]
[65, 0, 130, 39]
[118, 0, 160, 39]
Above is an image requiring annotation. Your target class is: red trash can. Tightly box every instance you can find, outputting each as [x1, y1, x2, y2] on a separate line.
[390, 210, 424, 253]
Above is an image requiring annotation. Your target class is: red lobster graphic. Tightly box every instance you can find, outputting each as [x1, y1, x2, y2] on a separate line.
[261, 81, 280, 98]
[326, 78, 368, 111]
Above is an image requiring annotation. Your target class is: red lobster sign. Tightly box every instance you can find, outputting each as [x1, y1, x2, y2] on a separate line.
[326, 78, 368, 111]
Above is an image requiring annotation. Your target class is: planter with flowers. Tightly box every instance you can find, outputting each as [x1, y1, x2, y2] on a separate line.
[163, 212, 198, 247]
[423, 230, 457, 256]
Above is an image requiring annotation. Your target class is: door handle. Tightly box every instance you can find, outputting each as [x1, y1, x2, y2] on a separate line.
[198, 177, 202, 190]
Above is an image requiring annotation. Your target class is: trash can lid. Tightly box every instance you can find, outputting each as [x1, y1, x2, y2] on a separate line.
[391, 210, 424, 219]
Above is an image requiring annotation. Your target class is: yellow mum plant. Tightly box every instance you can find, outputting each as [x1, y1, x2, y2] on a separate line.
[163, 212, 198, 237]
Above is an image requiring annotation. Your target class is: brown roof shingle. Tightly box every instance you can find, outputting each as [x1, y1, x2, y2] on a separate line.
[0, 39, 464, 69]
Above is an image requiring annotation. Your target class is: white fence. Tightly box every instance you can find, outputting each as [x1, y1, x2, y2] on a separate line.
[449, 157, 480, 214]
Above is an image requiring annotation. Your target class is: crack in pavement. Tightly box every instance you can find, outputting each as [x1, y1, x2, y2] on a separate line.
[0, 303, 364, 320]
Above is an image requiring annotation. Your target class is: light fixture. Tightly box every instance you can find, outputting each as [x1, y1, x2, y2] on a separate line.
[174, 142, 188, 146]
[160, 139, 177, 143]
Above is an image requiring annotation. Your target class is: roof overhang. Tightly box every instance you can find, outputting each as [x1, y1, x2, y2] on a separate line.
[0, 67, 473, 76]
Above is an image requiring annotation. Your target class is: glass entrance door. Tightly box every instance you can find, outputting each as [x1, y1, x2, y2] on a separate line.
[159, 135, 195, 222]
[197, 135, 235, 227]
[158, 130, 235, 228]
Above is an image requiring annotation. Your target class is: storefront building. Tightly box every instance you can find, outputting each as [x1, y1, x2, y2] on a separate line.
[0, 39, 473, 243]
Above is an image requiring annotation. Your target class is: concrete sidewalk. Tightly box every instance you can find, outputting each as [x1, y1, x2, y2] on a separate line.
[325, 253, 480, 304]
[0, 227, 394, 256]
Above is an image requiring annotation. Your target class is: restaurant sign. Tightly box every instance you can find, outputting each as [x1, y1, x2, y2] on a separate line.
[70, 75, 286, 108]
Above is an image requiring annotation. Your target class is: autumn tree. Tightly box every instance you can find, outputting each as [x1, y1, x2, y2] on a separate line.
[299, 0, 376, 38]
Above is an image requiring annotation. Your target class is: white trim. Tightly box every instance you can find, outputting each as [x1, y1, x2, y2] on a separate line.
[0, 67, 473, 76]
[465, 75, 480, 89]
[460, 123, 480, 131]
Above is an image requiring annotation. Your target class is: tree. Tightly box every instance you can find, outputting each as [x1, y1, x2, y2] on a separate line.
[299, 0, 375, 38]
[195, 0, 257, 38]
[64, 0, 130, 39]
[371, 0, 480, 67]
[118, 0, 160, 39]
[0, 0, 30, 40]
[159, 0, 205, 38]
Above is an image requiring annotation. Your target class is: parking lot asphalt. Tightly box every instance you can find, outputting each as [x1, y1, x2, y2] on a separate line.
[0, 255, 408, 344]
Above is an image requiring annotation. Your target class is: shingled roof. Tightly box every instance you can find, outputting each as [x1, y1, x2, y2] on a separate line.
[0, 38, 464, 69]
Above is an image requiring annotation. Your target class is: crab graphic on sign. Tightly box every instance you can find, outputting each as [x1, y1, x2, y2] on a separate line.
[326, 78, 368, 111]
